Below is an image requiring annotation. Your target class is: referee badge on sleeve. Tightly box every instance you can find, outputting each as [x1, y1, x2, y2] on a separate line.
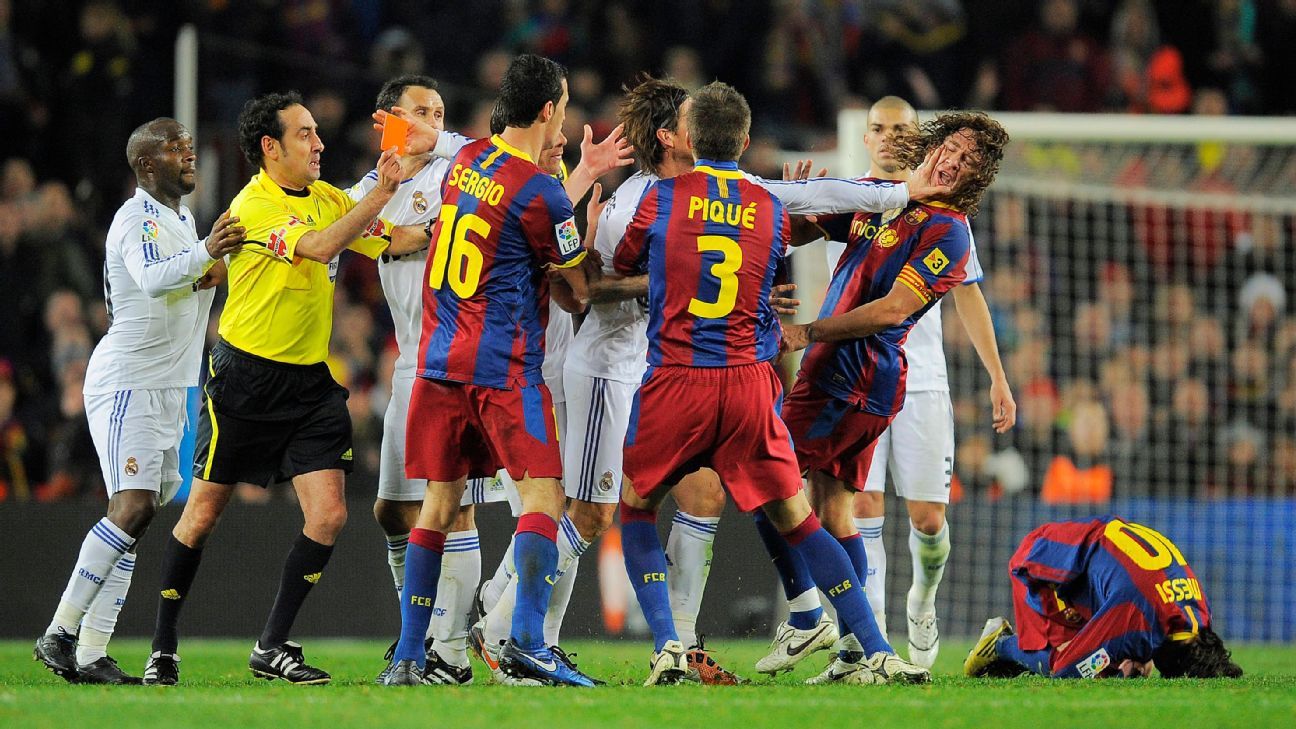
[555, 217, 581, 256]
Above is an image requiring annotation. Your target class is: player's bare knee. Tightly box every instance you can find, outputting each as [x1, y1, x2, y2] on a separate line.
[449, 504, 476, 533]
[908, 502, 946, 535]
[569, 500, 615, 541]
[676, 471, 726, 517]
[107, 489, 158, 538]
[853, 490, 885, 519]
[307, 501, 348, 541]
[373, 498, 414, 536]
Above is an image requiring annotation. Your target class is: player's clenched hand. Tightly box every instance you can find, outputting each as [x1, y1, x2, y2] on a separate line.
[372, 107, 436, 155]
[906, 148, 953, 202]
[990, 378, 1016, 433]
[579, 123, 634, 178]
[782, 322, 812, 352]
[205, 210, 245, 259]
[375, 147, 402, 194]
[769, 283, 800, 316]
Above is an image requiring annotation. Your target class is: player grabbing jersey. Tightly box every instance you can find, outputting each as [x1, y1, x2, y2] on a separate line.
[386, 54, 596, 689]
[965, 517, 1242, 680]
[777, 110, 1010, 685]
[33, 119, 244, 685]
[759, 98, 1015, 675]
[614, 82, 930, 687]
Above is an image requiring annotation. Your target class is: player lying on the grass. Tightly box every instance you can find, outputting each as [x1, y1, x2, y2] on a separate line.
[965, 516, 1243, 679]
[34, 118, 244, 685]
[771, 110, 1010, 685]
[613, 80, 931, 687]
[758, 98, 1016, 676]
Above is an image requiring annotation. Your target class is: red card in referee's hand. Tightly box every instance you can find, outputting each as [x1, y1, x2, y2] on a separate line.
[380, 114, 409, 155]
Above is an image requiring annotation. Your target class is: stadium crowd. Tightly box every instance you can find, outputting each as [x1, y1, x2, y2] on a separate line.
[1, 0, 1294, 502]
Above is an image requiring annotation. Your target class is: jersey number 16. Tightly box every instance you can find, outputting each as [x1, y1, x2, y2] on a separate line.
[428, 203, 486, 298]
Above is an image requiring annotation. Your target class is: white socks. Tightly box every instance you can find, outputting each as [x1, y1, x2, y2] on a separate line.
[385, 533, 409, 594]
[481, 535, 516, 615]
[544, 515, 590, 645]
[666, 511, 719, 648]
[47, 518, 136, 640]
[907, 522, 950, 616]
[76, 554, 135, 665]
[855, 516, 887, 636]
[431, 530, 480, 666]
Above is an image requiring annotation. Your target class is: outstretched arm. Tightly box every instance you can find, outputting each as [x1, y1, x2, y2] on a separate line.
[952, 282, 1016, 433]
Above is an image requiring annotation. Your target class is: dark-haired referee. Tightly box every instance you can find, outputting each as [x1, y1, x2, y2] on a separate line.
[143, 91, 430, 686]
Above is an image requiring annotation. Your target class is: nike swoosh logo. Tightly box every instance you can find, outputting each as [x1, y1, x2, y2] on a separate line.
[520, 653, 558, 672]
[786, 624, 829, 656]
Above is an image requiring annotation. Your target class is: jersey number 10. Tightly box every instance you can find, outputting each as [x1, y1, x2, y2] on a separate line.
[1104, 519, 1188, 572]
[428, 203, 486, 298]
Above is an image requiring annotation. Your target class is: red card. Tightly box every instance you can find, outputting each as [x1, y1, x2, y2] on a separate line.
[380, 114, 409, 155]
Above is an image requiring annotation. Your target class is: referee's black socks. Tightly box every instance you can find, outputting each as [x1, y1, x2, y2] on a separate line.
[153, 534, 205, 655]
[259, 533, 334, 648]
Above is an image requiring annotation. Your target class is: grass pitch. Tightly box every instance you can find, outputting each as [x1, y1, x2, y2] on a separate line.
[3, 638, 1293, 729]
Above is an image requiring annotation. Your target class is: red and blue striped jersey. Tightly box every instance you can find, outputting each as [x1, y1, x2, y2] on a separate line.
[613, 159, 789, 368]
[416, 136, 586, 388]
[798, 202, 970, 415]
[1010, 516, 1211, 672]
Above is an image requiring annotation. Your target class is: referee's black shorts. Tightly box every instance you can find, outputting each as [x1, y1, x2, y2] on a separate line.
[193, 340, 352, 487]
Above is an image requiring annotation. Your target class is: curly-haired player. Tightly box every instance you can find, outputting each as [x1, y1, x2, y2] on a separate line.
[965, 516, 1243, 680]
[777, 110, 1010, 684]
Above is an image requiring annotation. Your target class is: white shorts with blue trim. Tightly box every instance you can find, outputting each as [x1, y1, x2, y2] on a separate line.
[562, 370, 637, 505]
[380, 371, 515, 508]
[84, 387, 186, 504]
[862, 390, 955, 504]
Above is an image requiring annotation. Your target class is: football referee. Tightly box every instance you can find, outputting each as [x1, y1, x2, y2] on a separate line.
[143, 91, 429, 686]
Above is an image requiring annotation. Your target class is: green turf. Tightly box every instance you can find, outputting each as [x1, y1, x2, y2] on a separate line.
[3, 639, 1294, 728]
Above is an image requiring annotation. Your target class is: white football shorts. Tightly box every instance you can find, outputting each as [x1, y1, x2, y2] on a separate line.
[85, 387, 186, 504]
[862, 390, 955, 504]
[561, 370, 637, 504]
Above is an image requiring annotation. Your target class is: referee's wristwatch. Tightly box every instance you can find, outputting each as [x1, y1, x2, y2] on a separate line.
[423, 218, 435, 242]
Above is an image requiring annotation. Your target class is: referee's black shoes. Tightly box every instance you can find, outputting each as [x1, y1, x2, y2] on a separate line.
[249, 640, 330, 685]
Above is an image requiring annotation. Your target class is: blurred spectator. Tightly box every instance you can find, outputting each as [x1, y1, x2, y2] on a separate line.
[1107, 381, 1153, 494]
[1041, 400, 1112, 503]
[1257, 0, 1296, 113]
[1003, 0, 1111, 111]
[0, 358, 33, 501]
[1108, 0, 1191, 113]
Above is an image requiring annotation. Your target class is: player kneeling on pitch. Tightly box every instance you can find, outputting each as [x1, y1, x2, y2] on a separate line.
[965, 516, 1242, 679]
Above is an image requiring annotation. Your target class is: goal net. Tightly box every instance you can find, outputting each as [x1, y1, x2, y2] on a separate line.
[821, 110, 1296, 642]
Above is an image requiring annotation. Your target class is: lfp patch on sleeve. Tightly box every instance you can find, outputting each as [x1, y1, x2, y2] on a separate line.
[923, 247, 950, 274]
[1076, 648, 1111, 678]
[141, 219, 160, 241]
[555, 217, 581, 256]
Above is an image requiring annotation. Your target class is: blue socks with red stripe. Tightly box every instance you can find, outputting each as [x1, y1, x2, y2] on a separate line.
[996, 635, 1051, 675]
[752, 510, 823, 630]
[621, 501, 678, 652]
[782, 513, 892, 656]
[395, 528, 444, 666]
[511, 513, 559, 651]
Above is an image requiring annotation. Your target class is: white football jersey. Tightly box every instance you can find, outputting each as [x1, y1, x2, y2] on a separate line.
[84, 189, 217, 395]
[347, 157, 450, 375]
[825, 218, 983, 393]
[565, 170, 658, 383]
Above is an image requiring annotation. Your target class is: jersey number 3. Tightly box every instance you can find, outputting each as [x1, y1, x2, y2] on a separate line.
[428, 203, 486, 298]
[688, 235, 743, 319]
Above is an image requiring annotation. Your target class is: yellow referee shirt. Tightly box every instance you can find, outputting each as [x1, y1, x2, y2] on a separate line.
[221, 172, 391, 364]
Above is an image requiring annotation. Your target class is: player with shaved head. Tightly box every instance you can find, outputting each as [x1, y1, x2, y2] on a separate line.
[34, 118, 245, 684]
